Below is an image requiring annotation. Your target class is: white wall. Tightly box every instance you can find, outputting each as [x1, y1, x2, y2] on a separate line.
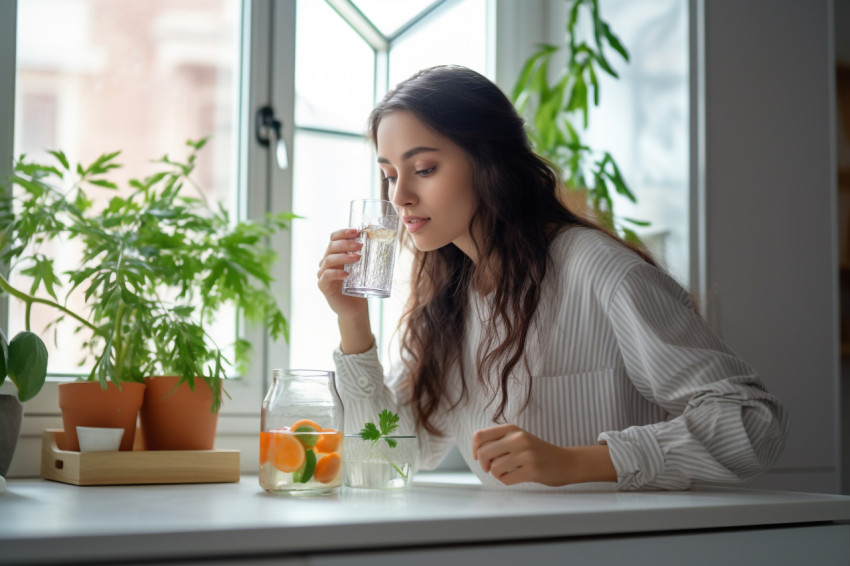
[698, 0, 838, 493]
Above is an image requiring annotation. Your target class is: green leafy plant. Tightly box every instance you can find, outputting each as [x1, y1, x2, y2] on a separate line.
[0, 328, 47, 402]
[0, 138, 293, 411]
[358, 409, 401, 448]
[511, 0, 649, 245]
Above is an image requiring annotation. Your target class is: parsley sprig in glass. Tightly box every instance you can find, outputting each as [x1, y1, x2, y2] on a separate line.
[358, 409, 407, 479]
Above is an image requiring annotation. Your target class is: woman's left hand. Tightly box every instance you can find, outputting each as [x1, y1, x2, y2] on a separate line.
[471, 424, 618, 486]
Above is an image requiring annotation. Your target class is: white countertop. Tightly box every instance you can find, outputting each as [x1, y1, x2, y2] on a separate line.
[2, 472, 850, 565]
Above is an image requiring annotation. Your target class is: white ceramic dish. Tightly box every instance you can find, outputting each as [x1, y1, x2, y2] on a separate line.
[76, 426, 124, 452]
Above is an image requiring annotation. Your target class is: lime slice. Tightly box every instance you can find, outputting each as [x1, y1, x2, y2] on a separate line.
[366, 228, 396, 242]
[293, 425, 318, 448]
[293, 449, 317, 483]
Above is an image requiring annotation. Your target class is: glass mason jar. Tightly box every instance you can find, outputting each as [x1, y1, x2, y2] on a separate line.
[260, 369, 344, 495]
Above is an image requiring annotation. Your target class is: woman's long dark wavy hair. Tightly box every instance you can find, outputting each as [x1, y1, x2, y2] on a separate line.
[369, 65, 655, 435]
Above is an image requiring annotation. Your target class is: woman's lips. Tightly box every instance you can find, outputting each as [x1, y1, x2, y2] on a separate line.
[403, 216, 430, 234]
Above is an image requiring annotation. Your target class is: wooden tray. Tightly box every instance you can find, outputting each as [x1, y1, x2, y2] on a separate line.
[41, 429, 240, 486]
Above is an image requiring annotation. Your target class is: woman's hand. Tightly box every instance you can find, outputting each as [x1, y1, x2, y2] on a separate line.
[317, 228, 373, 354]
[471, 424, 618, 486]
[317, 228, 367, 317]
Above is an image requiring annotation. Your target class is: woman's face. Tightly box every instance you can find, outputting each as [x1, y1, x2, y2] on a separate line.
[376, 110, 478, 260]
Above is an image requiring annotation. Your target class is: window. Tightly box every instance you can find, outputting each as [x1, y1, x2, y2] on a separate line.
[1, 0, 282, 476]
[11, 0, 244, 379]
[289, 0, 492, 374]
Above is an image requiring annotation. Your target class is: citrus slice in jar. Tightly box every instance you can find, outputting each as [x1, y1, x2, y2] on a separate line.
[293, 449, 317, 483]
[269, 432, 306, 473]
[291, 419, 322, 432]
[293, 425, 319, 449]
[315, 430, 342, 453]
[314, 453, 341, 484]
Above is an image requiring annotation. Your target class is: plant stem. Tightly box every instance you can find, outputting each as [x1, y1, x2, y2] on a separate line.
[0, 271, 96, 331]
[381, 453, 408, 480]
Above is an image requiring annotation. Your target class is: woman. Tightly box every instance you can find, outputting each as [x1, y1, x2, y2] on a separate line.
[317, 65, 788, 490]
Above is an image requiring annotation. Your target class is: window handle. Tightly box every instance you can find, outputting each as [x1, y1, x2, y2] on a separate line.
[255, 105, 289, 170]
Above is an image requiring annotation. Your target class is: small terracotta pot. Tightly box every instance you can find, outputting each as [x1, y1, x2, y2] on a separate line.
[139, 376, 219, 450]
[58, 381, 146, 451]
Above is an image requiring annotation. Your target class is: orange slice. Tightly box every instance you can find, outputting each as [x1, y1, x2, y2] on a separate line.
[314, 453, 341, 484]
[267, 431, 306, 473]
[315, 430, 342, 453]
[259, 432, 272, 465]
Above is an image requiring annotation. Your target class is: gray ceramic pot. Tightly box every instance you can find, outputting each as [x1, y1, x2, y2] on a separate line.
[0, 394, 23, 478]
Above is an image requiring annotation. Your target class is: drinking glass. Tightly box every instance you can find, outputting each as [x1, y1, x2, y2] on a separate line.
[342, 199, 399, 298]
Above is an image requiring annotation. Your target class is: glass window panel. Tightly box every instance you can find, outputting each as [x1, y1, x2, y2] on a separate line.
[388, 0, 489, 88]
[295, 0, 376, 133]
[583, 0, 689, 286]
[12, 0, 242, 377]
[289, 131, 375, 370]
[351, 0, 442, 37]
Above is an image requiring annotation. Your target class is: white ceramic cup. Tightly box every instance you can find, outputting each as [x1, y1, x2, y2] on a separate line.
[76, 426, 124, 452]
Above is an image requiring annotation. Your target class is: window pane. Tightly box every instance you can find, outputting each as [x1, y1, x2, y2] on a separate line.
[351, 0, 442, 37]
[295, 0, 376, 134]
[289, 131, 375, 370]
[584, 0, 689, 285]
[12, 0, 242, 376]
[388, 0, 489, 87]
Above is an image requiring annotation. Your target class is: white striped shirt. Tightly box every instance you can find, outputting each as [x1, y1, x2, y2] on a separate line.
[333, 227, 789, 490]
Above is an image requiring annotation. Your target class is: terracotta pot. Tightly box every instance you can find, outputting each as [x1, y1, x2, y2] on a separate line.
[58, 381, 146, 451]
[139, 376, 219, 450]
[0, 394, 23, 477]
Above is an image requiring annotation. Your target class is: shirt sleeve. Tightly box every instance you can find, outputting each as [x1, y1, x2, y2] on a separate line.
[332, 340, 456, 470]
[598, 263, 790, 490]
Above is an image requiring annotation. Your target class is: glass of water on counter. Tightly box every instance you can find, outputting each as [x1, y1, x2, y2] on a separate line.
[342, 199, 399, 299]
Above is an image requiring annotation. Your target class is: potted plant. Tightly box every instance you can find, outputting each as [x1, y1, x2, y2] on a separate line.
[0, 138, 292, 451]
[511, 0, 649, 245]
[0, 329, 48, 477]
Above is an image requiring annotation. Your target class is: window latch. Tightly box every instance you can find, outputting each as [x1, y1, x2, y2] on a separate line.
[255, 105, 288, 170]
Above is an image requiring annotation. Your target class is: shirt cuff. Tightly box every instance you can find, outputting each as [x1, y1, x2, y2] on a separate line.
[598, 426, 665, 490]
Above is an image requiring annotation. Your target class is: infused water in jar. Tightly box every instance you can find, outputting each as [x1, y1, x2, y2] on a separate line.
[260, 369, 344, 494]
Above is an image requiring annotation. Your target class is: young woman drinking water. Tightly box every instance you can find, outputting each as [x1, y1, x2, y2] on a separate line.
[316, 65, 788, 490]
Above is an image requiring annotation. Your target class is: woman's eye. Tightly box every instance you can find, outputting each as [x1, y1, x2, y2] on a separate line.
[415, 166, 436, 176]
[381, 174, 397, 184]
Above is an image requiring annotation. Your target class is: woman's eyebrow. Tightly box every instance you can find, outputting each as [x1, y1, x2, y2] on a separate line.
[377, 146, 439, 164]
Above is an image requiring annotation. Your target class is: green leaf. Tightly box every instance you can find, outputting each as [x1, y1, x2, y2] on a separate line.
[378, 409, 400, 436]
[7, 331, 48, 402]
[623, 217, 651, 227]
[88, 179, 118, 190]
[84, 151, 122, 176]
[359, 422, 380, 442]
[47, 150, 70, 170]
[20, 255, 61, 300]
[622, 227, 642, 246]
[186, 137, 210, 151]
[385, 438, 397, 449]
[603, 22, 629, 62]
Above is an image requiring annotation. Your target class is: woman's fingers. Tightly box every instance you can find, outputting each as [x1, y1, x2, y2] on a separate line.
[471, 424, 519, 461]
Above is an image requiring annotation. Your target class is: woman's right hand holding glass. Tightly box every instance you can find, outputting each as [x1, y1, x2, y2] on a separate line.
[317, 228, 374, 354]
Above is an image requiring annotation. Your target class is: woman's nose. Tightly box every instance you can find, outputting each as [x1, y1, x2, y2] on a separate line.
[390, 177, 416, 208]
